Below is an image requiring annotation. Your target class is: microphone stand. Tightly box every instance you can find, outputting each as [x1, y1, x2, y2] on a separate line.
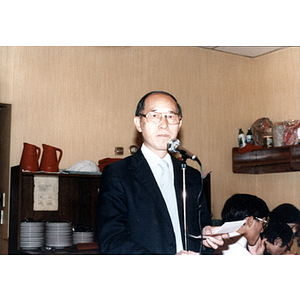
[180, 152, 203, 253]
[180, 154, 189, 251]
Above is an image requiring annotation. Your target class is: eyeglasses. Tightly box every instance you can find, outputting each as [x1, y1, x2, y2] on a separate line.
[287, 223, 300, 233]
[254, 217, 269, 229]
[139, 111, 181, 125]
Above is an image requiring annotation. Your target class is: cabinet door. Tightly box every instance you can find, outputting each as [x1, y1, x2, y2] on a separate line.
[0, 104, 11, 254]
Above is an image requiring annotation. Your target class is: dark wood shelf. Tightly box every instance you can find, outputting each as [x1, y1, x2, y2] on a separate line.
[232, 145, 300, 174]
[9, 165, 101, 254]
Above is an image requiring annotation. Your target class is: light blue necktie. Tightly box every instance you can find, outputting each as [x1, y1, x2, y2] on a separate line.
[158, 159, 183, 252]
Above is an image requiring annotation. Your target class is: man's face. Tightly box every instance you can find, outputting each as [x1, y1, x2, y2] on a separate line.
[134, 93, 182, 158]
[246, 217, 266, 246]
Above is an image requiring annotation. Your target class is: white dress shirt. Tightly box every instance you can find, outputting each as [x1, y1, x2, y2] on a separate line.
[214, 232, 251, 255]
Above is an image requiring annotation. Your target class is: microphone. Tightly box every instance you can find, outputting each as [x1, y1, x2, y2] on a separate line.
[167, 139, 197, 160]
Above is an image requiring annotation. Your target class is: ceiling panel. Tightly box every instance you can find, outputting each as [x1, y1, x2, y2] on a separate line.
[200, 46, 287, 58]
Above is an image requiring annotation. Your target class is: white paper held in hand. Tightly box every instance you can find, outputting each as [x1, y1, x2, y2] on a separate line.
[189, 220, 245, 239]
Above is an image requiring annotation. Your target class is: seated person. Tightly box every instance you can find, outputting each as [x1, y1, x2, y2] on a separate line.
[262, 222, 294, 255]
[269, 203, 300, 255]
[213, 193, 269, 255]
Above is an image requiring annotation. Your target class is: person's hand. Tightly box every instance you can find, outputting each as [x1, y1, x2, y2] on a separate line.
[176, 250, 199, 255]
[202, 225, 229, 249]
[248, 237, 266, 255]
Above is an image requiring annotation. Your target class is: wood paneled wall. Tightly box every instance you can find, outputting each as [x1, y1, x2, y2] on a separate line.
[1, 46, 299, 220]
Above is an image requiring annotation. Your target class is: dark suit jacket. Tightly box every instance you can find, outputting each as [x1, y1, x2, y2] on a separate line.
[97, 148, 212, 255]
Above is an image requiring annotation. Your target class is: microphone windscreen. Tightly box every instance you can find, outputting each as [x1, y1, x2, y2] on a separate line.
[167, 139, 181, 153]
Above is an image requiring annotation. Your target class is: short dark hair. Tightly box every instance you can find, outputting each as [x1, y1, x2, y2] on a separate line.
[222, 193, 269, 222]
[135, 91, 182, 118]
[269, 203, 300, 224]
[263, 222, 293, 247]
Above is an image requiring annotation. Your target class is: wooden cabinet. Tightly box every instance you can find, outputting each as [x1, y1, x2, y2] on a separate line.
[9, 165, 101, 254]
[232, 145, 300, 174]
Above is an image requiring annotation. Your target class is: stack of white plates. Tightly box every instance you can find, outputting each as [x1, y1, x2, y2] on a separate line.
[73, 231, 94, 244]
[20, 221, 45, 250]
[45, 222, 73, 249]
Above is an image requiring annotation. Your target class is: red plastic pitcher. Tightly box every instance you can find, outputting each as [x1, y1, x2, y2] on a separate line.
[40, 144, 63, 172]
[20, 142, 41, 172]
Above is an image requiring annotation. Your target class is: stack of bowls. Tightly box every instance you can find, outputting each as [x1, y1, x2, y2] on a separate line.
[20, 221, 45, 250]
[73, 231, 94, 244]
[45, 222, 73, 249]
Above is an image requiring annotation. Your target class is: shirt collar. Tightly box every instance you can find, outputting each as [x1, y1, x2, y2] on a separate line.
[141, 144, 174, 180]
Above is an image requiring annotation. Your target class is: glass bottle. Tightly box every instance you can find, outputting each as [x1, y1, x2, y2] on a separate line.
[246, 128, 254, 145]
[238, 128, 246, 148]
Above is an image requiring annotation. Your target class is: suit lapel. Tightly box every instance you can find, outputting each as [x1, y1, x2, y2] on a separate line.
[131, 149, 173, 228]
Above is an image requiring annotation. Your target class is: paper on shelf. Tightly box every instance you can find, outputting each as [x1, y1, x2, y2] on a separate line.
[33, 175, 59, 211]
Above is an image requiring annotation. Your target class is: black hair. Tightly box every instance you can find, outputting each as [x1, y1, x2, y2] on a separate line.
[263, 222, 293, 247]
[221, 193, 269, 222]
[269, 203, 300, 224]
[135, 91, 182, 118]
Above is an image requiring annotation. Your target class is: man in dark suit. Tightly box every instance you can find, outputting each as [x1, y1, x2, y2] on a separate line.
[97, 91, 226, 254]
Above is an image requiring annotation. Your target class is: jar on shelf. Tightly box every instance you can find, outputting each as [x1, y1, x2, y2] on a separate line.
[272, 122, 285, 147]
[263, 124, 273, 148]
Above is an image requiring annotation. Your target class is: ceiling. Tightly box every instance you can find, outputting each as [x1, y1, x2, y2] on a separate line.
[200, 46, 288, 58]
